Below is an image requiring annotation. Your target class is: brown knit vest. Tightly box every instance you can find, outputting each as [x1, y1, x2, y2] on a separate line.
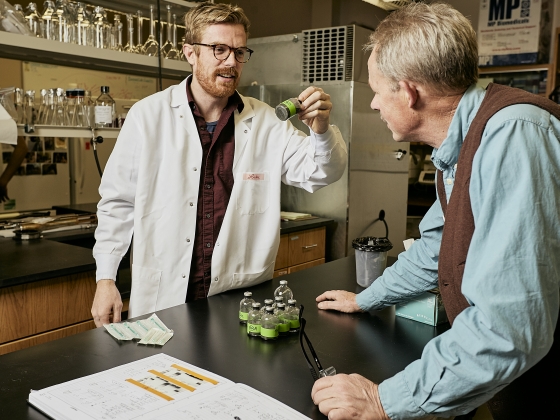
[437, 83, 559, 419]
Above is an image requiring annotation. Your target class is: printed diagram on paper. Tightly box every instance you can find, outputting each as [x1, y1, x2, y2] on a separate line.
[29, 353, 310, 420]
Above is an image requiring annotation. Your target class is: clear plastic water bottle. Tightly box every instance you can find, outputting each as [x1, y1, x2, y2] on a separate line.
[247, 302, 262, 337]
[260, 306, 279, 341]
[274, 280, 293, 305]
[287, 299, 300, 333]
[239, 291, 255, 324]
[260, 299, 273, 314]
[274, 303, 290, 336]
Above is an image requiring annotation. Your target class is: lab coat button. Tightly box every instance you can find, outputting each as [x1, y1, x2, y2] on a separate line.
[189, 202, 194, 206]
[182, 273, 186, 278]
[216, 242, 220, 246]
[214, 277, 219, 282]
[186, 238, 191, 242]
[244, 130, 247, 133]
[446, 178, 452, 185]
[193, 167, 197, 171]
[179, 115, 183, 118]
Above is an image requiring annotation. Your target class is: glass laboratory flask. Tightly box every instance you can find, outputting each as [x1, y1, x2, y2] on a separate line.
[160, 5, 173, 58]
[142, 5, 159, 56]
[24, 2, 41, 37]
[135, 10, 144, 54]
[123, 13, 135, 53]
[165, 13, 181, 60]
[113, 14, 123, 51]
[41, 1, 57, 41]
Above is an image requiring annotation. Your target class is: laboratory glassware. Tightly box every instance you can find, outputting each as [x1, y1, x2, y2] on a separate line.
[135, 10, 143, 54]
[160, 5, 172, 57]
[24, 2, 41, 36]
[94, 86, 115, 128]
[142, 5, 159, 56]
[165, 13, 181, 60]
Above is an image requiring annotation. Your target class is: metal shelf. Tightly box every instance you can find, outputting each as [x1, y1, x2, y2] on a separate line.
[17, 125, 120, 139]
[0, 31, 191, 80]
[93, 0, 202, 15]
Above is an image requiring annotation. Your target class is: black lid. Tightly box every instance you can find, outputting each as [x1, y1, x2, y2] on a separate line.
[101, 86, 110, 93]
[75, 89, 85, 96]
[352, 236, 393, 252]
[275, 104, 290, 121]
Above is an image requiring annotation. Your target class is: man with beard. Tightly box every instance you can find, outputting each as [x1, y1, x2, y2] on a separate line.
[91, 2, 347, 325]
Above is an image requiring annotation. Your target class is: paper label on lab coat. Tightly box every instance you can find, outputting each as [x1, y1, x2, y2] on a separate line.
[94, 106, 113, 124]
[243, 172, 266, 181]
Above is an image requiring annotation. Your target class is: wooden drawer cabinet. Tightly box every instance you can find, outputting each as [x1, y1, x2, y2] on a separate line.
[274, 226, 326, 276]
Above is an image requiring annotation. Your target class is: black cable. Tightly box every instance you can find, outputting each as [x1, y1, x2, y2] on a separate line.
[93, 146, 103, 177]
[156, 0, 163, 92]
[359, 209, 389, 239]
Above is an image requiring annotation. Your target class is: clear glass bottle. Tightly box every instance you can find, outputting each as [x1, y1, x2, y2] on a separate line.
[239, 291, 255, 324]
[84, 90, 93, 126]
[43, 88, 55, 125]
[260, 307, 279, 341]
[287, 299, 300, 333]
[165, 13, 181, 60]
[272, 296, 283, 310]
[142, 5, 159, 56]
[54, 0, 68, 43]
[94, 86, 115, 128]
[113, 14, 123, 51]
[23, 90, 36, 130]
[37, 88, 48, 124]
[13, 4, 25, 21]
[14, 88, 24, 124]
[135, 10, 144, 54]
[246, 302, 262, 337]
[64, 89, 76, 126]
[41, 1, 56, 41]
[93, 6, 105, 49]
[75, 2, 87, 46]
[274, 280, 294, 305]
[274, 303, 290, 336]
[160, 5, 173, 58]
[25, 3, 41, 37]
[260, 299, 273, 314]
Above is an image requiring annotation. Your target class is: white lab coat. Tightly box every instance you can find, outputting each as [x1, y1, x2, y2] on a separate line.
[93, 78, 347, 318]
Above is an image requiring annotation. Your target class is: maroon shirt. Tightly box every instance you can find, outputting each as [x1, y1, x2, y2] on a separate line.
[185, 77, 243, 301]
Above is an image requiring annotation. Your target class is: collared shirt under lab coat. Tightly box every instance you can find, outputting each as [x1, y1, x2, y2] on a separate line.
[93, 78, 347, 318]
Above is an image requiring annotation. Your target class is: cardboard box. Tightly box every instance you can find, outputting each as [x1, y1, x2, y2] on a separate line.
[395, 289, 449, 326]
[478, 0, 554, 66]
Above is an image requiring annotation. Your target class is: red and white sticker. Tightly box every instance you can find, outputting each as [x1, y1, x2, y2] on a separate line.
[243, 173, 266, 181]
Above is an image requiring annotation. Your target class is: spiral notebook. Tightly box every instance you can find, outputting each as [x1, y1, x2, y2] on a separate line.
[28, 353, 309, 420]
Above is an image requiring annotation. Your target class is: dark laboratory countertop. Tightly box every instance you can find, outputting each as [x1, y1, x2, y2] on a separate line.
[0, 255, 447, 419]
[0, 207, 333, 289]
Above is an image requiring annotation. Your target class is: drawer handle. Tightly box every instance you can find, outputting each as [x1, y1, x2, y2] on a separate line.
[302, 244, 318, 250]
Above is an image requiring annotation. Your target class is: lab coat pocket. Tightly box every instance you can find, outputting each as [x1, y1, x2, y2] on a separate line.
[232, 260, 275, 289]
[236, 171, 269, 214]
[130, 264, 162, 317]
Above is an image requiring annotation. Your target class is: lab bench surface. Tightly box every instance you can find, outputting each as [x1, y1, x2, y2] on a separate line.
[0, 255, 448, 419]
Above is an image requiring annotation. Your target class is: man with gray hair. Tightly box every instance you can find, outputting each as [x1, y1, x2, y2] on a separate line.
[314, 2, 559, 419]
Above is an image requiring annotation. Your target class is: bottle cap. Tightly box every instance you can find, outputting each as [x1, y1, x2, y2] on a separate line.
[279, 280, 287, 285]
[277, 303, 285, 310]
[274, 296, 283, 302]
[265, 306, 274, 313]
[101, 86, 110, 94]
[244, 291, 252, 297]
[75, 89, 85, 96]
[252, 302, 261, 308]
[288, 299, 296, 305]
[264, 299, 273, 304]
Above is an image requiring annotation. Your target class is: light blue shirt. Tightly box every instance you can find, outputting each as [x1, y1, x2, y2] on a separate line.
[356, 85, 560, 419]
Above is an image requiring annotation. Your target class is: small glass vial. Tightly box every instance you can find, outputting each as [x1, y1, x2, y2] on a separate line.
[287, 299, 300, 333]
[273, 295, 283, 310]
[275, 98, 302, 121]
[239, 291, 255, 324]
[260, 306, 279, 341]
[274, 280, 294, 306]
[260, 299, 273, 314]
[94, 86, 115, 128]
[246, 302, 262, 337]
[274, 303, 290, 336]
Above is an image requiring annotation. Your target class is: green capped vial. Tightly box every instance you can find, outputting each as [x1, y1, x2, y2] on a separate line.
[274, 303, 290, 336]
[287, 299, 301, 333]
[247, 302, 262, 337]
[261, 299, 274, 314]
[260, 306, 279, 340]
[275, 97, 302, 121]
[239, 291, 255, 324]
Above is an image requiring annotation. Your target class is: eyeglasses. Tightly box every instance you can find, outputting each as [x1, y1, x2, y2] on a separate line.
[192, 43, 254, 63]
[299, 305, 336, 381]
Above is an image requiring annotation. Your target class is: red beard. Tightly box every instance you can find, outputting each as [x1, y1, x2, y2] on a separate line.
[195, 65, 240, 98]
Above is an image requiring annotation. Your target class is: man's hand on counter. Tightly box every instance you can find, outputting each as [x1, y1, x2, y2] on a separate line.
[316, 290, 364, 313]
[311, 374, 390, 420]
[91, 280, 123, 327]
